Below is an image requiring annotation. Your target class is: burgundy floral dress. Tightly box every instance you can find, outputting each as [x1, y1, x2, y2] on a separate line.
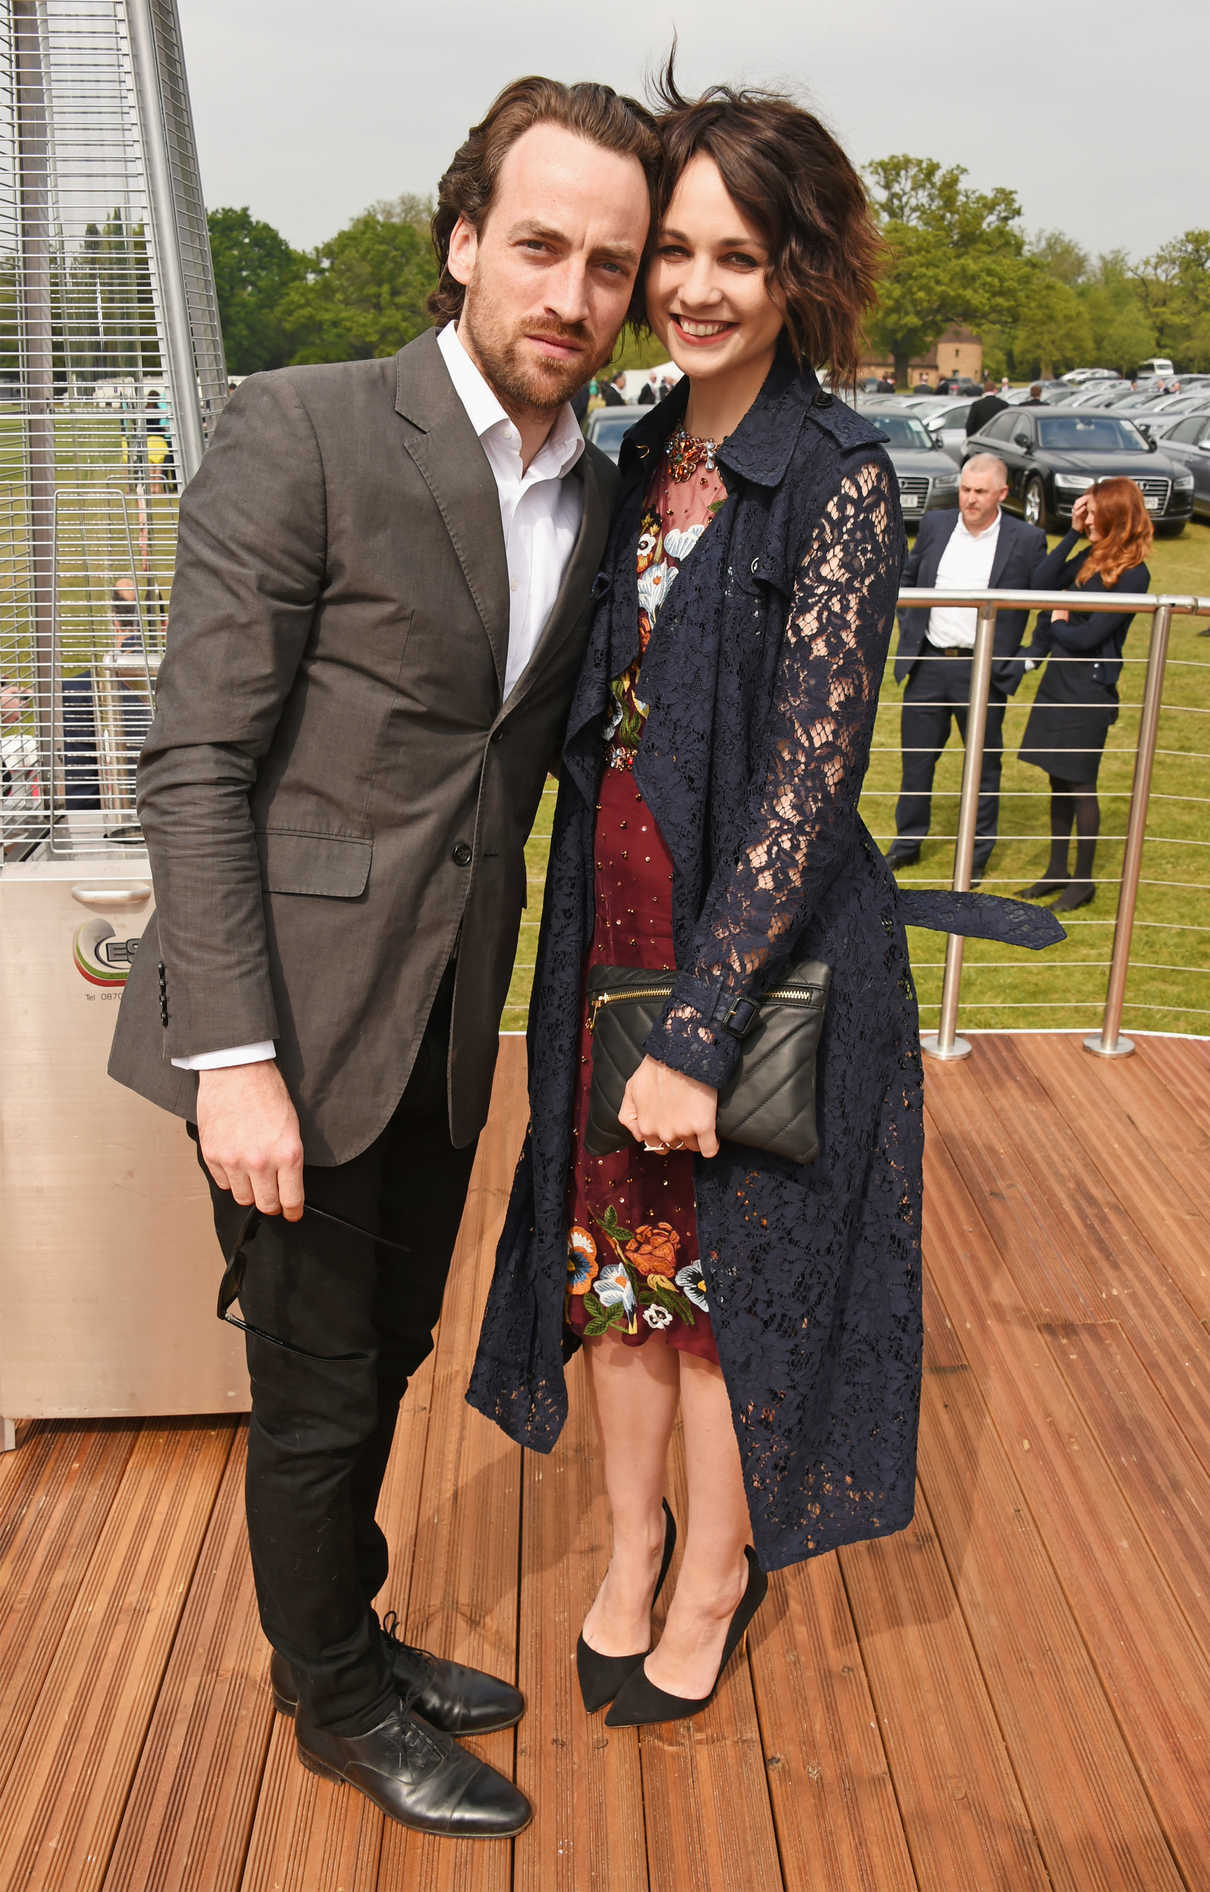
[565, 434, 725, 1360]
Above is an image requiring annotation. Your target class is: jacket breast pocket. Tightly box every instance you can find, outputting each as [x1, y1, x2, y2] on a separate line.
[257, 828, 372, 897]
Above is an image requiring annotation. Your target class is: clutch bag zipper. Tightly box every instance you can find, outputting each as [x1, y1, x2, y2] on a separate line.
[587, 980, 824, 1033]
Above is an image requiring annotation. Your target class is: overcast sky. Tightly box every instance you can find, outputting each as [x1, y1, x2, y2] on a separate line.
[176, 0, 1207, 265]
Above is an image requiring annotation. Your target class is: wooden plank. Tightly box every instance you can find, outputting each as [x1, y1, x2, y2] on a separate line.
[921, 1117, 1210, 1888]
[839, 1493, 1052, 1892]
[0, 1419, 234, 1892]
[620, 1433, 788, 1892]
[102, 1423, 272, 1892]
[513, 1355, 649, 1892]
[752, 1549, 918, 1892]
[925, 1041, 1210, 1482]
[378, 1042, 524, 1892]
[1015, 1034, 1210, 1315]
[917, 1309, 1187, 1892]
[1034, 1318, 1210, 1657]
[0, 1421, 137, 1795]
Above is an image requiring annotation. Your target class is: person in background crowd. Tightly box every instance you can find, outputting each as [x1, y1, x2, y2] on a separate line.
[61, 575, 151, 811]
[1023, 382, 1045, 405]
[637, 369, 658, 405]
[601, 370, 628, 406]
[1017, 478, 1152, 911]
[885, 454, 1045, 881]
[877, 369, 895, 392]
[1000, 375, 1011, 393]
[965, 377, 1008, 436]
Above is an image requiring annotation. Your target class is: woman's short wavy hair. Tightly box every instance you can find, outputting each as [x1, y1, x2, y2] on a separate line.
[429, 77, 661, 328]
[650, 61, 882, 388]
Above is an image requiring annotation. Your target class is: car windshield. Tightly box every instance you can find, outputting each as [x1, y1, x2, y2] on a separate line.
[587, 415, 636, 455]
[869, 414, 933, 448]
[1037, 416, 1148, 452]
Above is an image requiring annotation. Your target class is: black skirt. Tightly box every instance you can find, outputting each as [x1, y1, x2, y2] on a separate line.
[1019, 654, 1118, 782]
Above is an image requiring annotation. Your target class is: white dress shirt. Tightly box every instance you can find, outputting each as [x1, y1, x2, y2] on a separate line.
[174, 323, 586, 1072]
[926, 509, 1002, 650]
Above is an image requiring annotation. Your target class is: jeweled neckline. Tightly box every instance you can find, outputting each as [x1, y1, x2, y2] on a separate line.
[665, 426, 718, 481]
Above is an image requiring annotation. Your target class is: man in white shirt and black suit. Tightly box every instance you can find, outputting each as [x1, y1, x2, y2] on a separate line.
[109, 77, 658, 1838]
[885, 454, 1046, 879]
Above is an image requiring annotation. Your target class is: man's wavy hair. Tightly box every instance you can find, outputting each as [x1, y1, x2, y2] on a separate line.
[650, 59, 882, 389]
[429, 78, 661, 328]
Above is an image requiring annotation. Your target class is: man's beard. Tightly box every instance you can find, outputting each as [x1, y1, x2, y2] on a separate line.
[461, 280, 611, 415]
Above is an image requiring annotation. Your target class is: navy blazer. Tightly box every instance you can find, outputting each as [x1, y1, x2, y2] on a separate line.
[893, 507, 1047, 694]
[1024, 529, 1149, 693]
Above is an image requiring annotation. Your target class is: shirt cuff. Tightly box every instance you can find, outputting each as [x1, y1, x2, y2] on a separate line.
[171, 1041, 276, 1070]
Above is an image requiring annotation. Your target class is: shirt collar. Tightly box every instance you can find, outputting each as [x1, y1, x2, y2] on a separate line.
[956, 507, 1002, 542]
[437, 321, 584, 480]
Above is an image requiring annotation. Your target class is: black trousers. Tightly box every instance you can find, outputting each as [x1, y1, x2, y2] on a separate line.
[194, 967, 479, 1735]
[895, 646, 1007, 857]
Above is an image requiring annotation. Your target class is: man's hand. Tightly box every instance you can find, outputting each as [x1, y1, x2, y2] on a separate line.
[196, 1061, 304, 1219]
[619, 1055, 720, 1159]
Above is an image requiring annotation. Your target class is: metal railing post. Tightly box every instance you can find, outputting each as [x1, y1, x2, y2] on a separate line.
[1084, 600, 1175, 1059]
[922, 601, 999, 1062]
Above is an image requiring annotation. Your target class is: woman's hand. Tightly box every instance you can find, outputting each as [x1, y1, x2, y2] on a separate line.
[1071, 491, 1096, 536]
[619, 1055, 719, 1158]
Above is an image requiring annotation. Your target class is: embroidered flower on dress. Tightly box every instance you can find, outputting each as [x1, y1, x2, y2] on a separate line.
[567, 1226, 598, 1295]
[674, 1261, 710, 1311]
[643, 1304, 674, 1329]
[595, 1259, 638, 1327]
[624, 1221, 680, 1278]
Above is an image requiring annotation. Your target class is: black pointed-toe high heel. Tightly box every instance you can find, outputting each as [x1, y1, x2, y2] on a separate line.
[604, 1544, 767, 1728]
[576, 1498, 677, 1712]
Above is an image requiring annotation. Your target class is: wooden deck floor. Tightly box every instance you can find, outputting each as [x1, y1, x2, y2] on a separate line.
[2, 1033, 1209, 1892]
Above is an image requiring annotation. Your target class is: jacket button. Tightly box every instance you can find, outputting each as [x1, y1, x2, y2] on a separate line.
[490, 727, 504, 744]
[451, 842, 472, 866]
[814, 390, 833, 408]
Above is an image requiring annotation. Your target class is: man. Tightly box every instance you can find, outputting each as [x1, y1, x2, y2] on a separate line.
[885, 454, 1045, 879]
[965, 377, 1008, 436]
[1023, 382, 1046, 406]
[109, 76, 657, 1838]
[599, 368, 627, 406]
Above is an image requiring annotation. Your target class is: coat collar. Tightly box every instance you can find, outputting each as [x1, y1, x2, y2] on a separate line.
[618, 342, 888, 491]
[394, 327, 511, 689]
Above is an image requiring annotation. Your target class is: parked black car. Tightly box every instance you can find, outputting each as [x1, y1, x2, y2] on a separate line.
[963, 406, 1194, 535]
[1152, 409, 1210, 519]
[862, 405, 960, 527]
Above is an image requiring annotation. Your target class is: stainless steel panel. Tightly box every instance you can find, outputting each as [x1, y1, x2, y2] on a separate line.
[0, 857, 248, 1421]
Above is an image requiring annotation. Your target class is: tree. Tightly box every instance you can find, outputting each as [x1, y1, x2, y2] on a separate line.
[1080, 251, 1155, 373]
[1012, 267, 1093, 378]
[865, 156, 1031, 385]
[1029, 228, 1089, 288]
[280, 195, 437, 364]
[207, 207, 306, 374]
[1136, 230, 1210, 370]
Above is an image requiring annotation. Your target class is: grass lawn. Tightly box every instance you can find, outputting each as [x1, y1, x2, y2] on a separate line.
[505, 518, 1210, 1039]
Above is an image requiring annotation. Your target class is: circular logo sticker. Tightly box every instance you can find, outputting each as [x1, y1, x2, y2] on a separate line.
[73, 917, 139, 987]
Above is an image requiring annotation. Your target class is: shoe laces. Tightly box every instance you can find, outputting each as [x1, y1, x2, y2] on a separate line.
[380, 1609, 437, 1717]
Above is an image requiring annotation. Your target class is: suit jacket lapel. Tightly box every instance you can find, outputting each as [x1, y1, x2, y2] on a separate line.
[988, 513, 1017, 587]
[394, 329, 511, 691]
[504, 446, 612, 710]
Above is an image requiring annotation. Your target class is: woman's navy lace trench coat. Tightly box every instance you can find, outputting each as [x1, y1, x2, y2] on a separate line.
[467, 351, 1059, 1573]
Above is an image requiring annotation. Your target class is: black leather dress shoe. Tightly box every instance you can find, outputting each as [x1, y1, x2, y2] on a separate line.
[884, 842, 921, 869]
[271, 1613, 524, 1735]
[296, 1700, 531, 1838]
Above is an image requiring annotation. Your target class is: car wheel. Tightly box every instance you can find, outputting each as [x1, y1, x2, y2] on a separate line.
[1023, 476, 1048, 530]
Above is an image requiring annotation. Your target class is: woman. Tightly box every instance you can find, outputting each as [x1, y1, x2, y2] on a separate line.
[468, 75, 1058, 1728]
[1018, 480, 1152, 910]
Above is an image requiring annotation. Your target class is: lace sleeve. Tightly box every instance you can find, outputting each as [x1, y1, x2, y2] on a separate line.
[644, 456, 903, 1089]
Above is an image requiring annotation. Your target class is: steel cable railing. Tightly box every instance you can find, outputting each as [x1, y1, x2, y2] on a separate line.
[870, 583, 1210, 1057]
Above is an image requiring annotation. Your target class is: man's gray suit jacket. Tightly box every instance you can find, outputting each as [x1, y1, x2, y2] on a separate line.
[109, 326, 616, 1163]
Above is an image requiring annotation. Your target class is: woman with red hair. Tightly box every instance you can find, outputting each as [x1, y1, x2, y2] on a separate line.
[1018, 478, 1153, 910]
